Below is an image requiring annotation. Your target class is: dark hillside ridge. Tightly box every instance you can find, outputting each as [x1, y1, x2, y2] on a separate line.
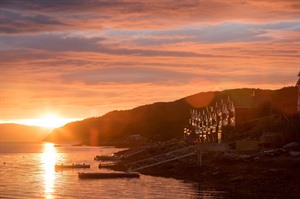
[44, 87, 298, 145]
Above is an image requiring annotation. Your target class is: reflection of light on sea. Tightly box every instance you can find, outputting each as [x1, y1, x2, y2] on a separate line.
[42, 143, 57, 199]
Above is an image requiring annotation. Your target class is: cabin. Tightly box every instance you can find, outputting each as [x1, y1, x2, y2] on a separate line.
[234, 91, 272, 125]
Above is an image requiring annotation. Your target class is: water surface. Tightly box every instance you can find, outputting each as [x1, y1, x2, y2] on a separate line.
[0, 142, 227, 198]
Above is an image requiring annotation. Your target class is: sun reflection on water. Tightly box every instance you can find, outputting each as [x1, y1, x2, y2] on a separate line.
[42, 143, 57, 199]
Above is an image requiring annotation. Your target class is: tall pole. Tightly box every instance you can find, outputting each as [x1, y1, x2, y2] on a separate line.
[197, 144, 203, 166]
[297, 71, 300, 113]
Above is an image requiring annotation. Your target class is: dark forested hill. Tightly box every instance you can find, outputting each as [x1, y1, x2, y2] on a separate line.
[44, 87, 298, 145]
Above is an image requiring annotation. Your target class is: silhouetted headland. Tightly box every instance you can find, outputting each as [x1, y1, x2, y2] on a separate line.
[44, 86, 298, 146]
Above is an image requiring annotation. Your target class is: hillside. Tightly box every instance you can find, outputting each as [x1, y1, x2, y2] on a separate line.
[44, 87, 298, 145]
[0, 123, 50, 142]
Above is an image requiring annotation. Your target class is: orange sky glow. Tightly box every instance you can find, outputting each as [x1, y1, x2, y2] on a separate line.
[0, 0, 299, 126]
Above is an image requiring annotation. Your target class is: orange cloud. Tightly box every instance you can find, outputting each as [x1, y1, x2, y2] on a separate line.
[0, 0, 299, 121]
[1, 0, 299, 33]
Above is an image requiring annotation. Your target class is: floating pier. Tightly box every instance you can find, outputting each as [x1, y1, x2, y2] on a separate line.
[55, 164, 90, 170]
[98, 162, 118, 168]
[94, 155, 121, 161]
[78, 172, 140, 179]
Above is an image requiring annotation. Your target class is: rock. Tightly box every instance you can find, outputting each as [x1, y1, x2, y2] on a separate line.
[223, 152, 239, 160]
[279, 148, 287, 153]
[269, 169, 278, 172]
[231, 176, 243, 181]
[201, 172, 208, 176]
[263, 150, 276, 156]
[289, 151, 300, 156]
[263, 149, 276, 154]
[212, 171, 220, 176]
[283, 142, 299, 150]
[239, 154, 251, 159]
[263, 148, 286, 156]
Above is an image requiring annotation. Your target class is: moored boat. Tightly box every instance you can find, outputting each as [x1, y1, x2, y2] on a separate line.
[98, 162, 118, 168]
[55, 164, 90, 169]
[78, 172, 140, 179]
[94, 155, 121, 161]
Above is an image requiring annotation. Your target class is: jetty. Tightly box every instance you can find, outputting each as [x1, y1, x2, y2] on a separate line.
[94, 155, 121, 161]
[55, 164, 90, 170]
[78, 172, 140, 179]
[98, 162, 118, 168]
[126, 143, 229, 171]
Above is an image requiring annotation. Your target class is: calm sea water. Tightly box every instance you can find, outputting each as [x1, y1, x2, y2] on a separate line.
[0, 143, 227, 199]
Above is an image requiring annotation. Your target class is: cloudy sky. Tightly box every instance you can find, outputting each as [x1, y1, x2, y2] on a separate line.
[0, 0, 299, 122]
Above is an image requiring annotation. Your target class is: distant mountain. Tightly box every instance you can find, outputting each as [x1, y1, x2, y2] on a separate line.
[44, 87, 298, 145]
[0, 123, 50, 142]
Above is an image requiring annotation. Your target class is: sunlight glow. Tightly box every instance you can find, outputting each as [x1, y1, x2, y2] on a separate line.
[1, 114, 80, 128]
[42, 143, 57, 199]
[35, 114, 66, 128]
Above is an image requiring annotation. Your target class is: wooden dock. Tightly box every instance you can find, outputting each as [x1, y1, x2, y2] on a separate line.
[78, 172, 140, 179]
[127, 143, 229, 171]
[55, 164, 90, 170]
[98, 162, 118, 168]
[94, 155, 121, 161]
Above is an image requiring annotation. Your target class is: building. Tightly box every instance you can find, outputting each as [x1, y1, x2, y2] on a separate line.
[184, 96, 236, 144]
[234, 91, 271, 125]
[184, 91, 272, 143]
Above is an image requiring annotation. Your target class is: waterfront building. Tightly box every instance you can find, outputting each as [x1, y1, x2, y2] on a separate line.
[184, 92, 272, 143]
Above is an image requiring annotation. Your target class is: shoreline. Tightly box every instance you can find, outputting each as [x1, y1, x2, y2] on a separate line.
[112, 144, 300, 198]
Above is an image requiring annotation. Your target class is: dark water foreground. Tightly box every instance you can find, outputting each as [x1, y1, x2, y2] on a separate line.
[0, 143, 227, 198]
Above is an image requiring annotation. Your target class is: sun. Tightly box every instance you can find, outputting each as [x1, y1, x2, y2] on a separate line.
[36, 114, 66, 128]
[13, 113, 77, 128]
[1, 113, 80, 129]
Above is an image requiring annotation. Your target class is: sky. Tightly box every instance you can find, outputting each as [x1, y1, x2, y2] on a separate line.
[0, 0, 299, 124]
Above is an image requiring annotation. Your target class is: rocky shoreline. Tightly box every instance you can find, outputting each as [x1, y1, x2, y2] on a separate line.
[111, 142, 300, 198]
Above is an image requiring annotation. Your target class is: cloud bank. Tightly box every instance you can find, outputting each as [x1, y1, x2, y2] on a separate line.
[1, 0, 299, 120]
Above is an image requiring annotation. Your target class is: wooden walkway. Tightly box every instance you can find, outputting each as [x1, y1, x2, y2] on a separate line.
[126, 143, 228, 172]
[123, 145, 151, 158]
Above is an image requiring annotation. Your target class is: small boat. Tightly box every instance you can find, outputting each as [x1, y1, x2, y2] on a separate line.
[55, 164, 90, 170]
[54, 144, 61, 147]
[98, 162, 118, 168]
[78, 172, 140, 179]
[94, 155, 121, 161]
